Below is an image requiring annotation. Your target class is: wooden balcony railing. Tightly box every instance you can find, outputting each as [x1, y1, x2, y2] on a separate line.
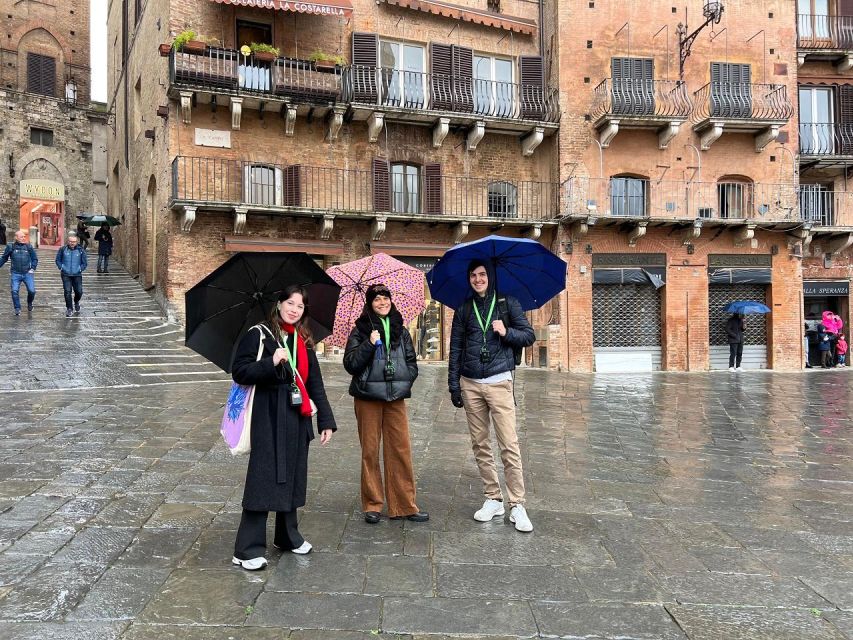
[169, 47, 343, 103]
[171, 156, 559, 221]
[799, 121, 853, 156]
[797, 13, 853, 50]
[692, 82, 793, 123]
[342, 65, 560, 122]
[591, 79, 691, 121]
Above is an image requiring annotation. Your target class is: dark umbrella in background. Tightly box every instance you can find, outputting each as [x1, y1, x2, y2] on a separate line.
[81, 215, 122, 227]
[185, 252, 341, 372]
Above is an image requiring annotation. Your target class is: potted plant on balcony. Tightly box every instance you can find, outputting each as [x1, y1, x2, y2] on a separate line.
[250, 42, 280, 63]
[309, 50, 345, 71]
[173, 29, 207, 55]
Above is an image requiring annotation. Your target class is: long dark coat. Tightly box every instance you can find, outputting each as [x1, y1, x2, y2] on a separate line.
[232, 325, 336, 512]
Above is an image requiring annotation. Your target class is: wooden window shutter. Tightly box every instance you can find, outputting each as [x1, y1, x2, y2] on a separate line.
[283, 165, 302, 207]
[839, 85, 853, 154]
[519, 55, 545, 119]
[351, 32, 378, 102]
[430, 43, 453, 110]
[452, 45, 473, 113]
[710, 62, 751, 118]
[372, 158, 391, 212]
[424, 163, 442, 215]
[27, 53, 56, 97]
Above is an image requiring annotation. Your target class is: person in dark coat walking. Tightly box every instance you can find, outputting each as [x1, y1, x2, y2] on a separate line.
[55, 232, 88, 316]
[343, 284, 428, 525]
[94, 223, 113, 273]
[0, 219, 6, 246]
[230, 285, 337, 571]
[725, 313, 745, 371]
[817, 322, 833, 368]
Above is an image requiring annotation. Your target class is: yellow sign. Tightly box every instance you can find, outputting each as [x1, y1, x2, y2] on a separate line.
[20, 179, 65, 201]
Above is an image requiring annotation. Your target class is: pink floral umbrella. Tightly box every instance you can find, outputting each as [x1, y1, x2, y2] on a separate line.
[325, 253, 426, 348]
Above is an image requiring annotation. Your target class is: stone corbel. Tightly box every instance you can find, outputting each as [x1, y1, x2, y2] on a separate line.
[452, 221, 469, 244]
[179, 91, 193, 124]
[367, 112, 385, 143]
[797, 53, 806, 67]
[284, 105, 297, 137]
[571, 217, 594, 238]
[826, 232, 853, 255]
[658, 121, 680, 150]
[320, 213, 335, 240]
[699, 122, 724, 150]
[734, 223, 757, 248]
[466, 121, 485, 151]
[524, 224, 543, 241]
[682, 218, 703, 245]
[597, 120, 619, 148]
[230, 97, 243, 130]
[754, 125, 780, 153]
[432, 117, 450, 148]
[233, 206, 248, 235]
[521, 127, 544, 157]
[836, 54, 853, 73]
[370, 215, 387, 241]
[180, 206, 197, 233]
[627, 221, 647, 247]
[327, 107, 345, 142]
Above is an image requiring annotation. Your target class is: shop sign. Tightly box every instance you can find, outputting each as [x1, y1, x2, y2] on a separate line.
[398, 256, 438, 273]
[708, 254, 772, 267]
[19, 179, 65, 201]
[804, 280, 849, 297]
[592, 253, 666, 267]
[194, 128, 231, 148]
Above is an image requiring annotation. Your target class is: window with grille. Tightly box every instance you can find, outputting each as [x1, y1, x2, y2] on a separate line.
[27, 53, 56, 97]
[717, 179, 752, 219]
[30, 127, 54, 146]
[592, 284, 661, 348]
[799, 184, 834, 225]
[709, 285, 767, 346]
[391, 163, 420, 214]
[610, 176, 647, 217]
[488, 181, 517, 218]
[243, 165, 282, 206]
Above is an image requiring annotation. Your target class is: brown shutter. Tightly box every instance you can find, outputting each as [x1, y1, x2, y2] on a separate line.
[519, 55, 544, 119]
[351, 32, 378, 102]
[430, 43, 453, 110]
[452, 45, 473, 113]
[283, 165, 302, 207]
[423, 163, 442, 215]
[372, 158, 390, 212]
[27, 53, 56, 97]
[839, 86, 853, 154]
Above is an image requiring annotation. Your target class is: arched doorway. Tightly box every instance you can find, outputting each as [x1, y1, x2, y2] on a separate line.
[133, 189, 142, 278]
[146, 176, 157, 286]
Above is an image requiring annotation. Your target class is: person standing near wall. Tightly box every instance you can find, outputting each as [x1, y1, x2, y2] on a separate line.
[94, 223, 113, 273]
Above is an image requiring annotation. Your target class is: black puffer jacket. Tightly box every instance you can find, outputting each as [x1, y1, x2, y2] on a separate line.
[344, 308, 418, 402]
[448, 293, 535, 393]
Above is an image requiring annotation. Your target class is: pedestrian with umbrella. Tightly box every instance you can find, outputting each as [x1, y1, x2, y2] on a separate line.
[428, 235, 567, 533]
[93, 223, 113, 273]
[722, 300, 770, 371]
[184, 253, 341, 571]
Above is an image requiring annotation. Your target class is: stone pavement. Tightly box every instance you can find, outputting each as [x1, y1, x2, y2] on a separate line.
[0, 252, 852, 639]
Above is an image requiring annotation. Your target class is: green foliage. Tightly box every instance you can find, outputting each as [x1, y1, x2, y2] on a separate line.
[250, 42, 280, 57]
[172, 29, 197, 51]
[308, 50, 345, 65]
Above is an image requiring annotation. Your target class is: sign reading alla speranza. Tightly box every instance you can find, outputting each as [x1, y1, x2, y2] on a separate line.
[804, 280, 850, 297]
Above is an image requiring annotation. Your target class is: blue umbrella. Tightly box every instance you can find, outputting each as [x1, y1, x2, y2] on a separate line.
[426, 235, 567, 311]
[724, 300, 771, 314]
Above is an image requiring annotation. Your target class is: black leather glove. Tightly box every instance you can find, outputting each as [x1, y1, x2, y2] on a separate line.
[450, 391, 464, 408]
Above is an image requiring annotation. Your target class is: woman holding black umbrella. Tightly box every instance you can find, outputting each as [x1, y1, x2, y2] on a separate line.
[94, 223, 112, 273]
[230, 284, 337, 571]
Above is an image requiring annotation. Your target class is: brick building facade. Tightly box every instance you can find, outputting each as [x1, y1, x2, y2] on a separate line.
[0, 0, 107, 248]
[108, 0, 853, 371]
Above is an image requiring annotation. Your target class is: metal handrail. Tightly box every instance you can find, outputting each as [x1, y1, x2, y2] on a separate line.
[591, 78, 692, 121]
[692, 82, 793, 122]
[797, 13, 853, 50]
[798, 121, 853, 156]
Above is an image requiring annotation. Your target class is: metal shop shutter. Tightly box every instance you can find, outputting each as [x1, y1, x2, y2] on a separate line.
[592, 283, 662, 372]
[708, 283, 768, 369]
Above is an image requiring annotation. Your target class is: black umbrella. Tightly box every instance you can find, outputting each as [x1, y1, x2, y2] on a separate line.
[185, 252, 341, 372]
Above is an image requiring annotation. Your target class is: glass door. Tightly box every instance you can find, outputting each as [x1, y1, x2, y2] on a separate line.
[380, 41, 425, 108]
[474, 55, 513, 117]
[799, 87, 834, 154]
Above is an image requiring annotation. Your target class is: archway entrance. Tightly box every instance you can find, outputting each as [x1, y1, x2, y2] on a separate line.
[19, 179, 65, 249]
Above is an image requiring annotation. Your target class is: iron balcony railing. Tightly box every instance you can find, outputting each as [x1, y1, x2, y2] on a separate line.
[799, 187, 853, 226]
[692, 82, 793, 123]
[799, 121, 853, 156]
[342, 65, 560, 122]
[591, 78, 692, 121]
[169, 47, 343, 103]
[797, 14, 853, 50]
[171, 156, 559, 221]
[562, 177, 801, 222]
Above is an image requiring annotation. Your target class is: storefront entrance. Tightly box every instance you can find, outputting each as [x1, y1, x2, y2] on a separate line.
[398, 257, 444, 362]
[19, 179, 66, 249]
[804, 280, 849, 367]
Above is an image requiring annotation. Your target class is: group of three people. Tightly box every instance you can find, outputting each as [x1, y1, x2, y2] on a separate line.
[230, 259, 535, 570]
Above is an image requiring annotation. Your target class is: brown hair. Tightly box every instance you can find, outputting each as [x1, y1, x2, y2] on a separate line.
[267, 284, 315, 348]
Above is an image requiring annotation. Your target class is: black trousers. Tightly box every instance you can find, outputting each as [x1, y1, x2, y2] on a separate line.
[234, 508, 303, 560]
[821, 350, 833, 368]
[729, 342, 743, 368]
[61, 274, 83, 310]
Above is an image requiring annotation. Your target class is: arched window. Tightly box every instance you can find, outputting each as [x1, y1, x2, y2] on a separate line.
[610, 175, 647, 217]
[488, 181, 518, 218]
[717, 175, 753, 219]
[243, 164, 283, 206]
[391, 163, 420, 213]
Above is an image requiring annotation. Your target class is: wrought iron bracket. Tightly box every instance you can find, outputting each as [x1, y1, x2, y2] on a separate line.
[677, 2, 724, 79]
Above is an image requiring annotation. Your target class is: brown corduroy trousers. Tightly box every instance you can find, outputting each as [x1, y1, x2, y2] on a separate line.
[354, 398, 419, 517]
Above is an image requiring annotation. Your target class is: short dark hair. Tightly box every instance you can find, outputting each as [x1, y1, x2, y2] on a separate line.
[467, 259, 489, 276]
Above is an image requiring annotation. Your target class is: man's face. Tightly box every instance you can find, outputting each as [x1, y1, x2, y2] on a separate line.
[14, 231, 26, 243]
[68, 236, 78, 249]
[469, 266, 489, 295]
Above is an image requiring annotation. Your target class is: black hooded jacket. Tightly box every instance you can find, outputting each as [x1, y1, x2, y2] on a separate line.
[343, 307, 418, 402]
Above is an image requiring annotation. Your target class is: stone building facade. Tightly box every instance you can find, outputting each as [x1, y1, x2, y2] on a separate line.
[108, 0, 853, 371]
[0, 0, 106, 248]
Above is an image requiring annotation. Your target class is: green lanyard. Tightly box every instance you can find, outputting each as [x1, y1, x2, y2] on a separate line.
[284, 332, 297, 374]
[378, 316, 391, 348]
[472, 295, 496, 339]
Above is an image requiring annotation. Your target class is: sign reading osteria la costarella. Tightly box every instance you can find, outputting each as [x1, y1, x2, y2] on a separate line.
[219, 0, 349, 15]
[20, 179, 65, 201]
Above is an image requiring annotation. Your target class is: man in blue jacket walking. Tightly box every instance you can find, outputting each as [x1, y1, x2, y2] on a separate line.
[55, 232, 88, 317]
[0, 229, 38, 316]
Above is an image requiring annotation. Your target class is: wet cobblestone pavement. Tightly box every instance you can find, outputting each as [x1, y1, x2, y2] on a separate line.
[0, 253, 852, 639]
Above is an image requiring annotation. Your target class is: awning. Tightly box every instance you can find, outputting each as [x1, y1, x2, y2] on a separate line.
[593, 267, 666, 288]
[381, 0, 535, 34]
[211, 0, 353, 18]
[708, 267, 772, 284]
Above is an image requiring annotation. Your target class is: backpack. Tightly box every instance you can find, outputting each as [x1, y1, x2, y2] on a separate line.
[462, 295, 523, 367]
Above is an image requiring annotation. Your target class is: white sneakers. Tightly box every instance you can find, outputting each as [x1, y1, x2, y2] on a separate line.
[291, 541, 312, 555]
[728, 367, 736, 372]
[473, 499, 533, 532]
[474, 498, 505, 522]
[232, 556, 267, 571]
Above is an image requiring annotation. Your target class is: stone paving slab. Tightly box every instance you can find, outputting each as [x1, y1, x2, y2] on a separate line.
[666, 605, 848, 640]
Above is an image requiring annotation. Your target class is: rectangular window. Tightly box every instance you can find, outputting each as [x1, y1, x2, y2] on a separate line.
[473, 55, 513, 117]
[391, 163, 420, 214]
[710, 62, 752, 118]
[27, 53, 56, 97]
[799, 86, 834, 154]
[380, 40, 425, 108]
[610, 177, 646, 217]
[611, 57, 655, 116]
[30, 127, 54, 146]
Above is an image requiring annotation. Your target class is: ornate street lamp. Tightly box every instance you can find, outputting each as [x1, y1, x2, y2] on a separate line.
[64, 76, 78, 105]
[676, 1, 724, 79]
